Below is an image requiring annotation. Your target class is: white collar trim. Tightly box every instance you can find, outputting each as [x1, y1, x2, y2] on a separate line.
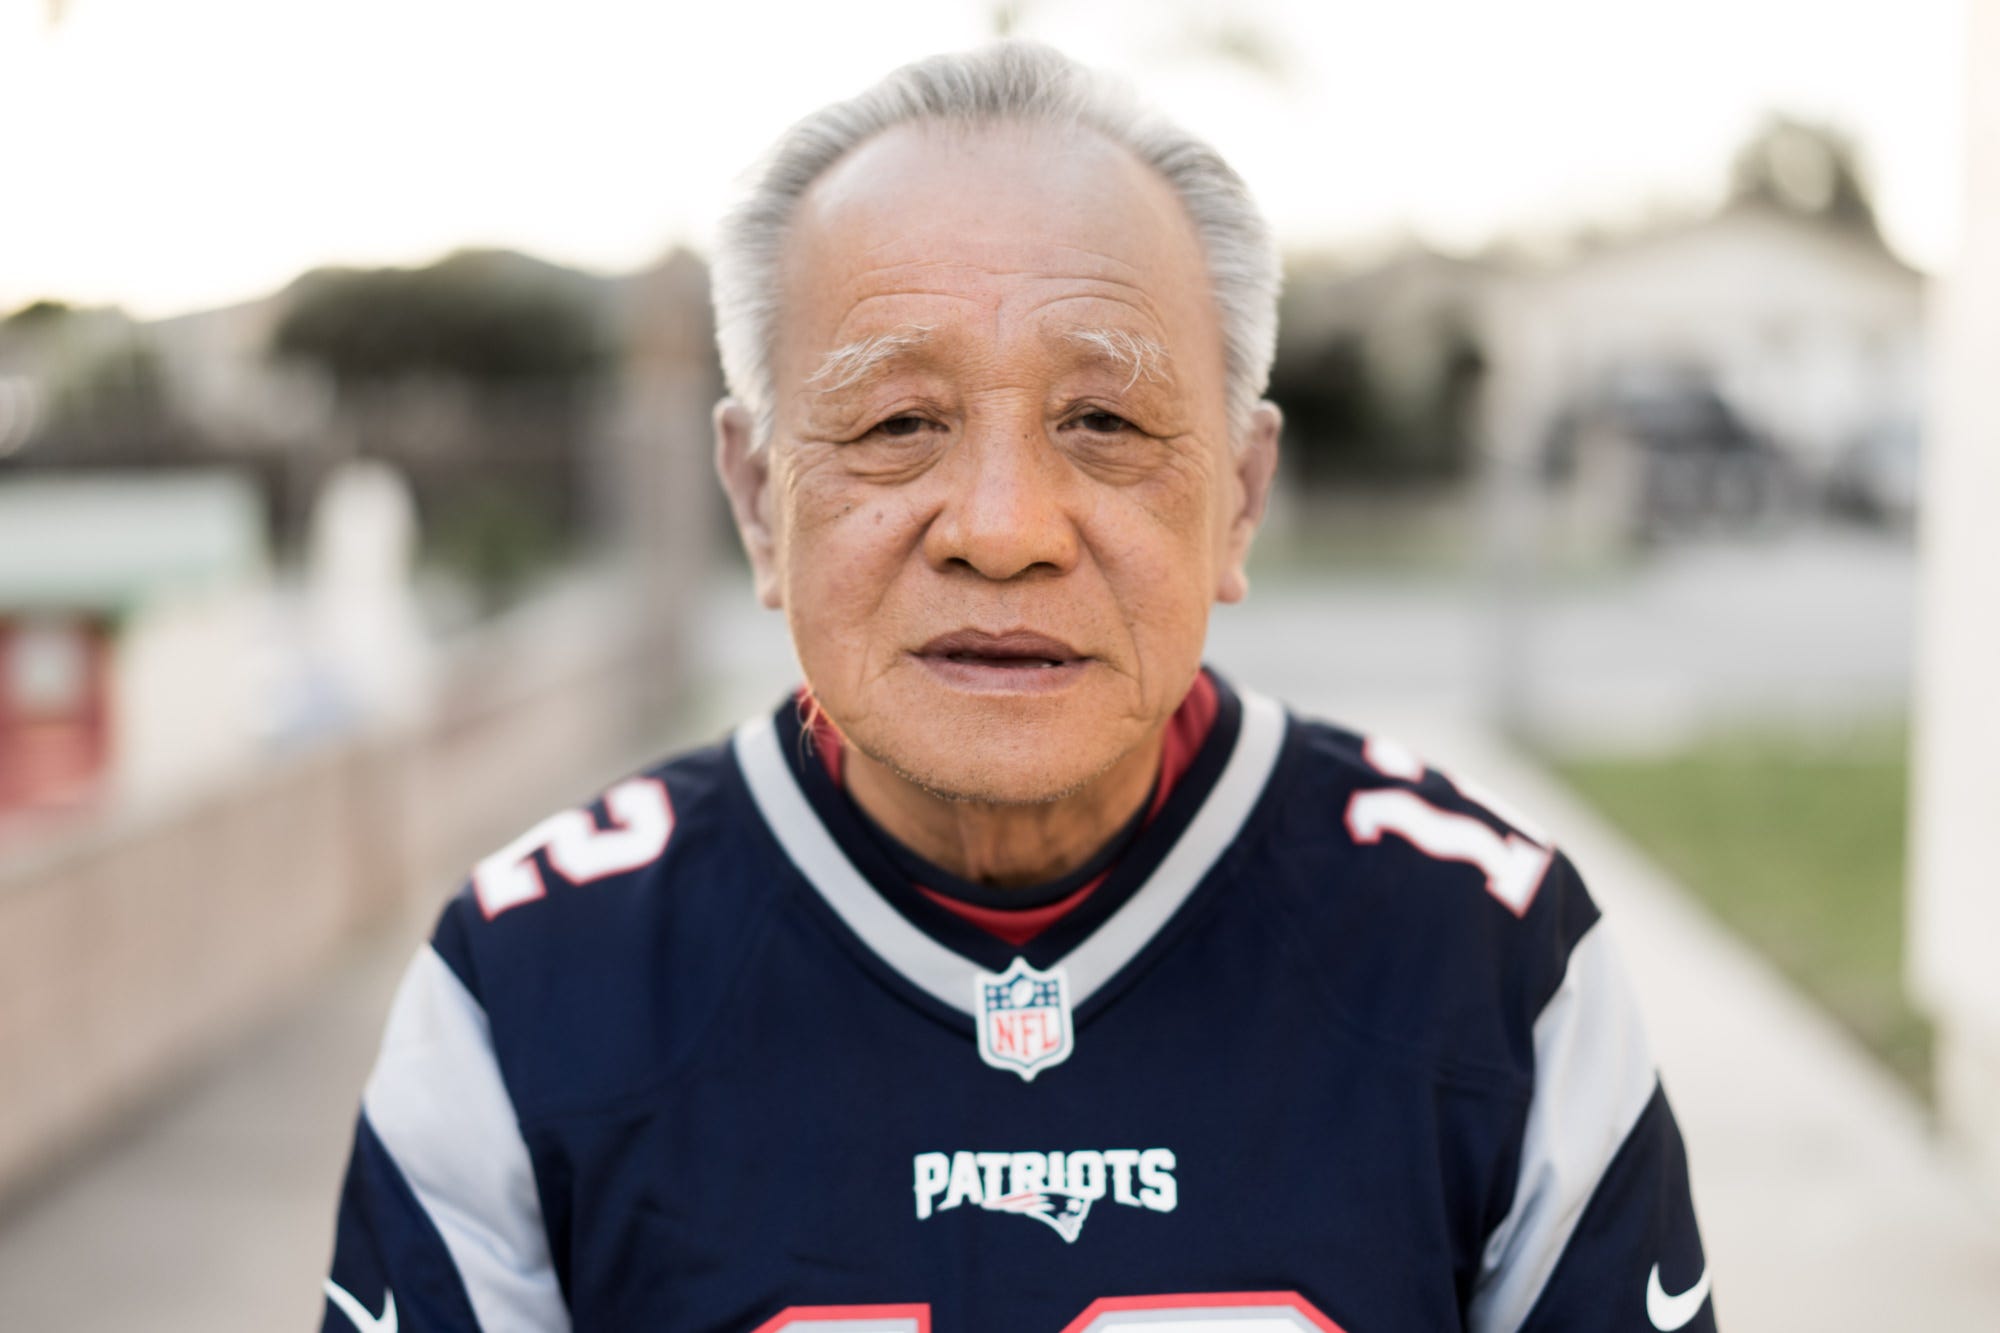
[732, 689, 1288, 1016]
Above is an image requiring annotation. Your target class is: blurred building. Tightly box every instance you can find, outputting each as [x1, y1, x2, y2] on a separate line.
[1504, 196, 1924, 535]
[1528, 200, 1921, 464]
[0, 471, 269, 826]
[1278, 180, 1925, 544]
[0, 244, 724, 1203]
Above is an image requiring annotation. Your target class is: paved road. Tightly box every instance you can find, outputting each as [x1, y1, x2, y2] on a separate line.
[0, 925, 414, 1333]
[4, 534, 1989, 1332]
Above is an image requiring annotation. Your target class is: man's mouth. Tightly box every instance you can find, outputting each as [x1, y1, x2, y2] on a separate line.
[913, 630, 1090, 692]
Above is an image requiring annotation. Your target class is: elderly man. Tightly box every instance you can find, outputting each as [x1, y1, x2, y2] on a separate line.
[322, 42, 1714, 1333]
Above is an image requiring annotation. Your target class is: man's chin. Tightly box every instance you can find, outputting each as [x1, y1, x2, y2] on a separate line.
[866, 733, 1117, 808]
[819, 664, 1150, 807]
[849, 701, 1129, 808]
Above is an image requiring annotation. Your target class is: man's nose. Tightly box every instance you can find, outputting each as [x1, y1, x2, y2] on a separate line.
[922, 419, 1079, 582]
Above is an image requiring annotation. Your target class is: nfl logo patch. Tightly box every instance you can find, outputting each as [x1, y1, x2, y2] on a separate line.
[974, 957, 1074, 1081]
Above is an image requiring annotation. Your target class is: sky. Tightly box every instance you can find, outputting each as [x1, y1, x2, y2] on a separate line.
[0, 0, 1968, 320]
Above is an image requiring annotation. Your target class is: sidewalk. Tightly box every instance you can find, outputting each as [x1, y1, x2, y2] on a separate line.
[0, 916, 420, 1333]
[2, 692, 1996, 1330]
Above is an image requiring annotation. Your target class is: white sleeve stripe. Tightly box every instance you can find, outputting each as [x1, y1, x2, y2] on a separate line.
[362, 945, 571, 1333]
[1466, 921, 1659, 1333]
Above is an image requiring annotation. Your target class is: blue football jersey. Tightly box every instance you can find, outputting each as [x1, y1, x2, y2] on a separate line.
[321, 672, 1716, 1332]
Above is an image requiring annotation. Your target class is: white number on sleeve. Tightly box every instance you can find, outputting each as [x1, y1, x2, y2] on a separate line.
[1361, 731, 1551, 847]
[472, 777, 674, 919]
[1344, 787, 1551, 916]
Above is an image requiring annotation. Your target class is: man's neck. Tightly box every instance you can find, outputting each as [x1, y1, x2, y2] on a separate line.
[841, 729, 1167, 889]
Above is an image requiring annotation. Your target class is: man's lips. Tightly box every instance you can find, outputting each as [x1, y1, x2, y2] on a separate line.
[911, 630, 1092, 692]
[915, 629, 1086, 668]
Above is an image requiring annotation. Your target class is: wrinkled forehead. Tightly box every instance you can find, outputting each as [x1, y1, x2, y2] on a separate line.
[773, 120, 1223, 387]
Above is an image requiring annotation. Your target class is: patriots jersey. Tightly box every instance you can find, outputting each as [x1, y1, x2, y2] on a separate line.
[322, 672, 1716, 1332]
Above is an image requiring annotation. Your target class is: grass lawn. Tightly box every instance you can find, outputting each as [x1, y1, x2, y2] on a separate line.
[1549, 719, 1930, 1094]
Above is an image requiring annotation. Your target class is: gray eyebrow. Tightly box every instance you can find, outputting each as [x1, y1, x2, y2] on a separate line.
[804, 325, 936, 393]
[1060, 328, 1170, 391]
[803, 323, 1171, 397]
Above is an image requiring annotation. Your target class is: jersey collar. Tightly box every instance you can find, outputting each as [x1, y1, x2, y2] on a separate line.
[731, 671, 1289, 1020]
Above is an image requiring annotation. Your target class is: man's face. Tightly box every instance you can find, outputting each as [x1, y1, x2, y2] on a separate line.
[718, 121, 1277, 804]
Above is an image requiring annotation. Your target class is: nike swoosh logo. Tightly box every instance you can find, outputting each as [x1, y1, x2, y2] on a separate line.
[1646, 1262, 1711, 1330]
[324, 1279, 398, 1333]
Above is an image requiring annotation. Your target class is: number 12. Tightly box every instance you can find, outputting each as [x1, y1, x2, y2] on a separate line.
[752, 1290, 1345, 1332]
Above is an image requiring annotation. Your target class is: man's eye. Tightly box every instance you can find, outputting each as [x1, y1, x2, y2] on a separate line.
[1071, 410, 1133, 434]
[869, 415, 931, 438]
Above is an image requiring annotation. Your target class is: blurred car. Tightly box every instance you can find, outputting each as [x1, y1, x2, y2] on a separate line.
[1826, 417, 1921, 531]
[1544, 366, 1796, 541]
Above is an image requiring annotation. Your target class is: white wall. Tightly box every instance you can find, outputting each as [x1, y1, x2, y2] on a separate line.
[112, 582, 271, 809]
[1909, 0, 2000, 1201]
[1499, 211, 1924, 468]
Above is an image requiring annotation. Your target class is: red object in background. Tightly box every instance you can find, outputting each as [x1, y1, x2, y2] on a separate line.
[0, 615, 111, 815]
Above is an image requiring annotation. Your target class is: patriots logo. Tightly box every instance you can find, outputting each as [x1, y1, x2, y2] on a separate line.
[913, 1148, 1177, 1239]
[979, 1188, 1096, 1243]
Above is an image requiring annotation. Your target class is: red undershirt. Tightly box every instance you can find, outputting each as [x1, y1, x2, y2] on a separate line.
[806, 671, 1220, 946]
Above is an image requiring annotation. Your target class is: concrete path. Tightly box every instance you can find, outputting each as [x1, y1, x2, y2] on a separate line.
[0, 919, 421, 1333]
[2, 566, 1994, 1331]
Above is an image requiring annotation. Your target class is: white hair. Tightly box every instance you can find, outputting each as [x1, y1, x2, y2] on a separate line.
[804, 325, 937, 394]
[709, 40, 1281, 446]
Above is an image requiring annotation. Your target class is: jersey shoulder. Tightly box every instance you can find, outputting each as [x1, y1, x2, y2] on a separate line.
[425, 729, 785, 1122]
[1259, 711, 1603, 1086]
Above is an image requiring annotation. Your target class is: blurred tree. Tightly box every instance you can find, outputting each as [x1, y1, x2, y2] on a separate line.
[267, 249, 614, 608]
[4, 299, 74, 329]
[1268, 325, 1484, 485]
[1267, 331, 1382, 482]
[1269, 253, 1487, 487]
[1729, 113, 1882, 240]
[270, 249, 609, 391]
[0, 301, 173, 450]
[989, 0, 1027, 36]
[57, 333, 167, 422]
[425, 477, 567, 615]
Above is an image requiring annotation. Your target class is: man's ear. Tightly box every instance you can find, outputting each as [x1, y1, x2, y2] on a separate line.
[714, 398, 783, 609]
[1216, 399, 1281, 605]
